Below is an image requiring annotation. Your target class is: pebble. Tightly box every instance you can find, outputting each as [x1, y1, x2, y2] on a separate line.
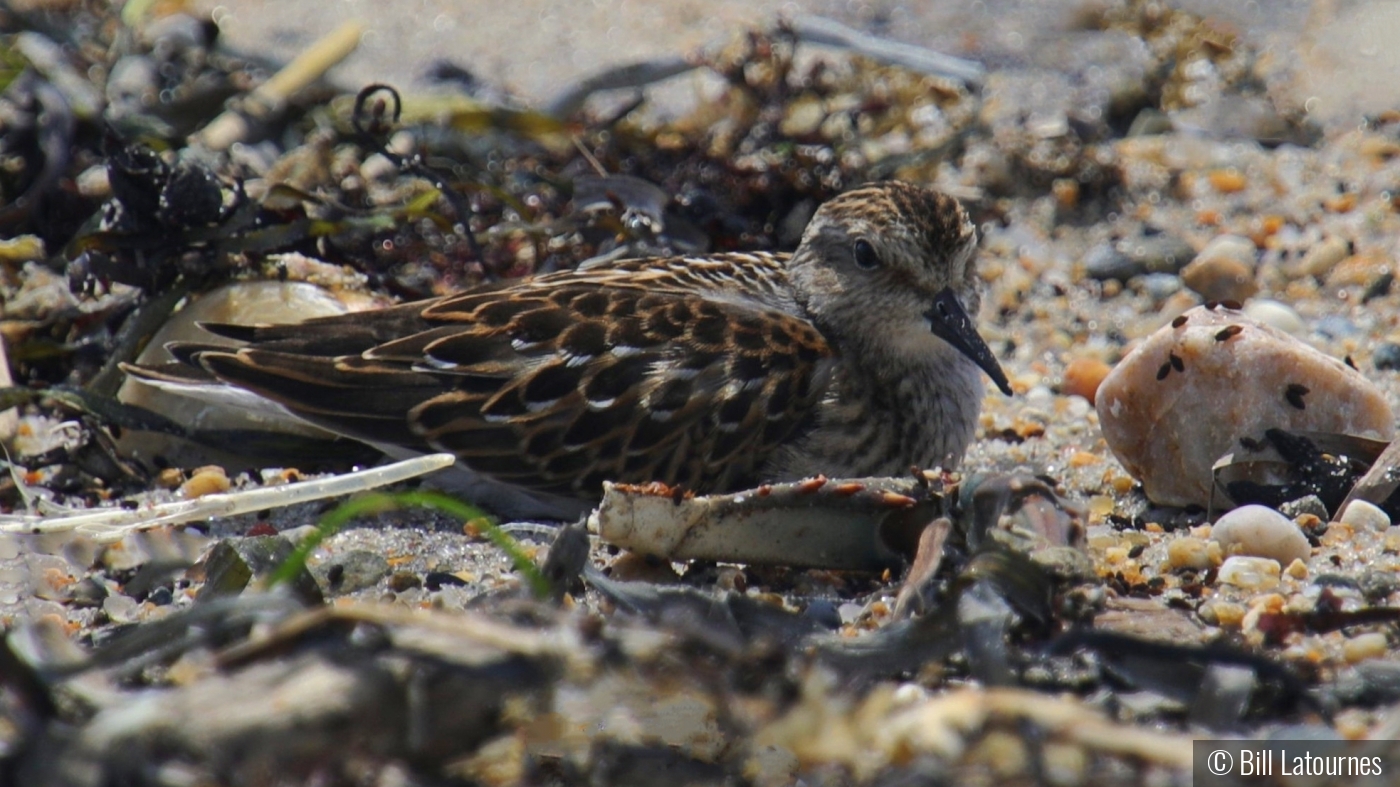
[1095, 305, 1395, 507]
[1242, 299, 1305, 336]
[1131, 234, 1196, 275]
[1061, 357, 1112, 405]
[1210, 505, 1311, 565]
[1163, 535, 1218, 571]
[1084, 242, 1139, 282]
[1294, 236, 1350, 278]
[1278, 495, 1329, 522]
[1374, 341, 1400, 371]
[1314, 315, 1360, 340]
[1343, 632, 1389, 664]
[1137, 272, 1182, 300]
[179, 465, 231, 499]
[314, 550, 391, 595]
[1180, 235, 1258, 303]
[102, 593, 141, 624]
[1338, 499, 1392, 532]
[1198, 600, 1246, 627]
[1084, 234, 1195, 282]
[1216, 556, 1281, 591]
[1207, 169, 1247, 193]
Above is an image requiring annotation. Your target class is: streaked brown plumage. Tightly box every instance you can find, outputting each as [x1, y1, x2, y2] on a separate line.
[126, 181, 1010, 510]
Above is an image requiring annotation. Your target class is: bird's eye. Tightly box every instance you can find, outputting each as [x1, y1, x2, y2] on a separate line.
[853, 239, 881, 270]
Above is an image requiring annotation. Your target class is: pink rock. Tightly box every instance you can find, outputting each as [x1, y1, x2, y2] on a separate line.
[1095, 304, 1394, 507]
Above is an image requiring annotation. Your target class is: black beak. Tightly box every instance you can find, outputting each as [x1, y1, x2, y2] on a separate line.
[926, 288, 1013, 396]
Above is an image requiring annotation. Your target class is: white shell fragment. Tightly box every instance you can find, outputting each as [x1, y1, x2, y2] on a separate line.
[1209, 505, 1311, 565]
[1095, 305, 1394, 507]
[592, 476, 940, 570]
[0, 453, 455, 543]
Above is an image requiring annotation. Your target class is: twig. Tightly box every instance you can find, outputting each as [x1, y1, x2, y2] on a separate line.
[194, 20, 365, 151]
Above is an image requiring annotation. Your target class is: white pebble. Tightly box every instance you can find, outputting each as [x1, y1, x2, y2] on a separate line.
[1242, 299, 1306, 336]
[1210, 505, 1311, 565]
[102, 593, 141, 624]
[1296, 235, 1348, 278]
[1216, 556, 1280, 591]
[1338, 499, 1391, 532]
[1198, 234, 1257, 267]
[1343, 632, 1389, 664]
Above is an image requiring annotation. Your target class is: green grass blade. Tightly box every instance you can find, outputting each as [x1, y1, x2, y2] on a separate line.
[264, 491, 552, 599]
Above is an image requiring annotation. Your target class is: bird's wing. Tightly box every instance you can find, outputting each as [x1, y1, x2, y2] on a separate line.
[158, 271, 833, 498]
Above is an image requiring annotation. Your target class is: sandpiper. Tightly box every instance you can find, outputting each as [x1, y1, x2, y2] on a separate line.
[126, 181, 1011, 514]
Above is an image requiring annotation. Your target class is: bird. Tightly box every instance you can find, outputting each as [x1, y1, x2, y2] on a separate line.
[125, 181, 1012, 517]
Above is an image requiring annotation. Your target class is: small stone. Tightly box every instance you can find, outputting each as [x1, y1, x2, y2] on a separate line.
[423, 571, 470, 591]
[1285, 559, 1307, 579]
[1325, 252, 1392, 289]
[1126, 108, 1172, 136]
[1207, 169, 1247, 193]
[67, 576, 109, 608]
[1215, 556, 1281, 591]
[1358, 571, 1400, 603]
[1096, 305, 1395, 507]
[1180, 235, 1258, 303]
[388, 572, 423, 592]
[1164, 536, 1218, 571]
[1138, 272, 1182, 300]
[154, 468, 186, 490]
[608, 551, 681, 583]
[1294, 236, 1349, 278]
[314, 550, 391, 595]
[1315, 315, 1360, 339]
[1375, 342, 1400, 371]
[1210, 505, 1312, 565]
[1062, 357, 1112, 405]
[1199, 600, 1246, 627]
[1128, 234, 1197, 276]
[1295, 513, 1328, 541]
[1084, 242, 1140, 282]
[102, 593, 141, 624]
[280, 524, 321, 546]
[779, 97, 827, 137]
[803, 599, 842, 629]
[1278, 495, 1329, 522]
[1344, 632, 1389, 664]
[1242, 299, 1306, 336]
[837, 602, 865, 625]
[1339, 499, 1392, 532]
[179, 465, 231, 498]
[75, 164, 111, 199]
[196, 536, 323, 605]
[1084, 235, 1195, 282]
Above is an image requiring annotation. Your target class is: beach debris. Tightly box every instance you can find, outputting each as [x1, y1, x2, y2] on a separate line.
[592, 475, 938, 571]
[1208, 504, 1311, 565]
[0, 453, 455, 542]
[1096, 304, 1394, 507]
